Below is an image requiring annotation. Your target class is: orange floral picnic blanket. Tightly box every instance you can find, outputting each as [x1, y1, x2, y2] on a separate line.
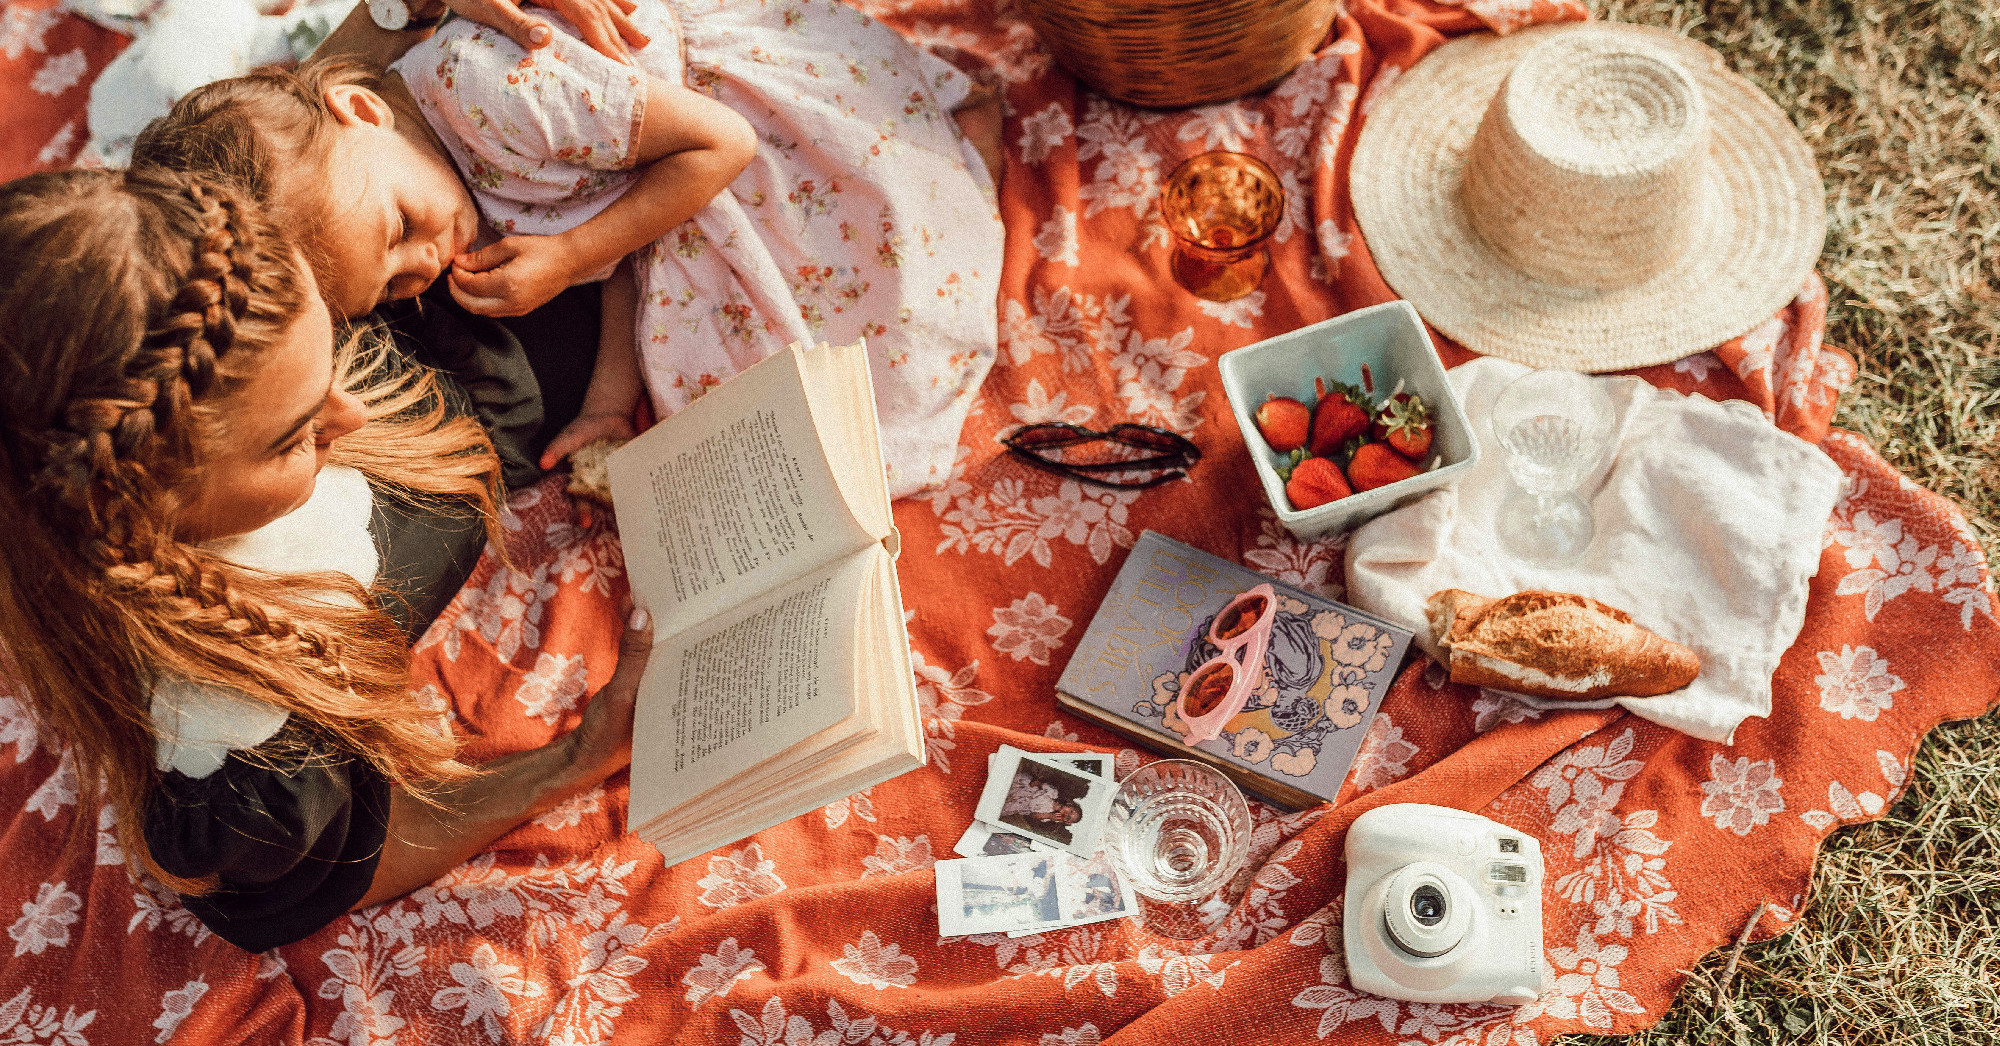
[3, 0, 1997, 1043]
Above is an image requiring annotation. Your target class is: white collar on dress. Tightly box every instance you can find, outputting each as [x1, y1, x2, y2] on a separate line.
[201, 464, 379, 593]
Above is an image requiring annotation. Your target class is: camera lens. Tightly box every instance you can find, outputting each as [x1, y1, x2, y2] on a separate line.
[1378, 864, 1471, 959]
[1410, 884, 1446, 925]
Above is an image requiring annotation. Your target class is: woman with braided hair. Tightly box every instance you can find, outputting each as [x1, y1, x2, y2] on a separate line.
[0, 165, 653, 952]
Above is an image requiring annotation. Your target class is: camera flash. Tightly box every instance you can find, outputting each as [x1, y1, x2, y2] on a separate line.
[1486, 862, 1529, 884]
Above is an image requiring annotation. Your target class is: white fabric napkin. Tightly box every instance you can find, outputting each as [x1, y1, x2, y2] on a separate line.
[1343, 358, 1844, 742]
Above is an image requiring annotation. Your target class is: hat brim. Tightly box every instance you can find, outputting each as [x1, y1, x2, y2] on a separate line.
[1349, 22, 1826, 372]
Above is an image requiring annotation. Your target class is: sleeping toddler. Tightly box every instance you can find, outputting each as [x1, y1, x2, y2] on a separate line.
[137, 0, 1003, 495]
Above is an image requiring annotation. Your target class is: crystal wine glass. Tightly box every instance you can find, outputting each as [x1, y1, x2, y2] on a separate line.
[1104, 759, 1253, 939]
[1489, 368, 1615, 565]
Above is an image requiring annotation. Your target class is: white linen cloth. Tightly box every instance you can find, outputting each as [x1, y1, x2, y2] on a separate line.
[1343, 357, 1844, 742]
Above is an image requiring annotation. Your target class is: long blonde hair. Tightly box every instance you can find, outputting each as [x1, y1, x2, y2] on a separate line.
[0, 167, 501, 892]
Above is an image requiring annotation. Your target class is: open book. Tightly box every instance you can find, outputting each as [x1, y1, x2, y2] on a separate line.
[607, 341, 921, 868]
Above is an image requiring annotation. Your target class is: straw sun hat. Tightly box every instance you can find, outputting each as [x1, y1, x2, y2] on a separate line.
[1350, 22, 1826, 371]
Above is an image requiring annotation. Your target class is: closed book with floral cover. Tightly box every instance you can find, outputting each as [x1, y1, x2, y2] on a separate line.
[1055, 530, 1413, 808]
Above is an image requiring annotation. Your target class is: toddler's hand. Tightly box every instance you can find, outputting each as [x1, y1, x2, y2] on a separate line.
[448, 235, 577, 318]
[542, 411, 638, 471]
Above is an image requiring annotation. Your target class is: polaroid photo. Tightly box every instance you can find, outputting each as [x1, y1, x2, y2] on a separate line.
[1005, 853, 1143, 937]
[954, 821, 1051, 859]
[935, 853, 1064, 937]
[1055, 853, 1140, 927]
[974, 750, 1113, 857]
[989, 746, 1111, 782]
[1042, 752, 1111, 780]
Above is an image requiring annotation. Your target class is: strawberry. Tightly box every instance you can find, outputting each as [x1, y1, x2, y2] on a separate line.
[1371, 391, 1433, 460]
[1253, 395, 1310, 453]
[1308, 379, 1373, 458]
[1285, 456, 1352, 510]
[1347, 442, 1423, 492]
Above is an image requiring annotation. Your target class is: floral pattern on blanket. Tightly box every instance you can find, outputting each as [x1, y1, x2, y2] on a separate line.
[2, 0, 1998, 1043]
[0, 0, 124, 180]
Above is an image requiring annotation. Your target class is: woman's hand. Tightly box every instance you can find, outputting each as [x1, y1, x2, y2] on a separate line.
[440, 0, 651, 64]
[448, 235, 582, 317]
[358, 605, 653, 909]
[565, 604, 654, 783]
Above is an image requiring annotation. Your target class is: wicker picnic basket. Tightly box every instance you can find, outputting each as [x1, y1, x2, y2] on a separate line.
[1018, 0, 1342, 108]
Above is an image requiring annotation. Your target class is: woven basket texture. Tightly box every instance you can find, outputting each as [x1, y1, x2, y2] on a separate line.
[1018, 0, 1341, 108]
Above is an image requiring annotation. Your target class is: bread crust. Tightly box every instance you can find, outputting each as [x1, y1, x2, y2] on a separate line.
[564, 437, 625, 507]
[1427, 589, 1699, 700]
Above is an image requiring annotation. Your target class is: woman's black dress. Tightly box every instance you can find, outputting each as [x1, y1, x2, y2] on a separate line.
[141, 284, 598, 952]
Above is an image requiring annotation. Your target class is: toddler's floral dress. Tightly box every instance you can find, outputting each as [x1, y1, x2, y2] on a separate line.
[394, 0, 1003, 497]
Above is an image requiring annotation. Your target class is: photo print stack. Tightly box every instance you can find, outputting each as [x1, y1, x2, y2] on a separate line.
[934, 747, 1140, 937]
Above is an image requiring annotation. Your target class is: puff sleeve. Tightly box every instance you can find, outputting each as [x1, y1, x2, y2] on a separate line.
[143, 716, 390, 953]
[393, 14, 648, 237]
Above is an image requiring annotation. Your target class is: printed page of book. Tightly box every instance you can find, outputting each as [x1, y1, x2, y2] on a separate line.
[648, 745, 921, 866]
[637, 545, 925, 865]
[646, 708, 901, 865]
[608, 343, 878, 641]
[626, 548, 875, 830]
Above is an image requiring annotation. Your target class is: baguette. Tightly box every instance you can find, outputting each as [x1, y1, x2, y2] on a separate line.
[1426, 589, 1699, 700]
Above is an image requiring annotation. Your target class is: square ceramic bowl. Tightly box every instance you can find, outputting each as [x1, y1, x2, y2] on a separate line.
[1219, 300, 1481, 540]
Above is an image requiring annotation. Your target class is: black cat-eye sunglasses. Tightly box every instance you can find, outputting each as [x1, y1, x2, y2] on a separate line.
[1000, 422, 1202, 489]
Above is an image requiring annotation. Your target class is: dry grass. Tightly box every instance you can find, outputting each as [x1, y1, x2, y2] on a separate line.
[1564, 0, 2000, 1042]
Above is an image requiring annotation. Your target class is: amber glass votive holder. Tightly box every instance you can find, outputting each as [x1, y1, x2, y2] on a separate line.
[1160, 151, 1285, 302]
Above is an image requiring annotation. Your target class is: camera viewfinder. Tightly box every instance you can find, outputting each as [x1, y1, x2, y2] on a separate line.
[1497, 837, 1520, 853]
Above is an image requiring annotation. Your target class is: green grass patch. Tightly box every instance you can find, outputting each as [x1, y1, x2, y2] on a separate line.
[1564, 1, 2000, 1041]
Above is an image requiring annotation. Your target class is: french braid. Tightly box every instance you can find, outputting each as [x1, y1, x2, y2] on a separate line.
[32, 177, 242, 518]
[34, 178, 358, 683]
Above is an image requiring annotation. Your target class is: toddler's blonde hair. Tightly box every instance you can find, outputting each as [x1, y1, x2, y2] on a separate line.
[133, 58, 379, 279]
